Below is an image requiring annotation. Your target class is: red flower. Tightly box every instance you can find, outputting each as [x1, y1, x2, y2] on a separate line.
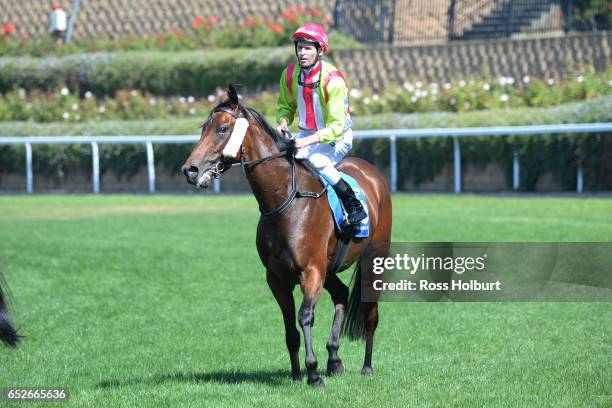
[170, 28, 185, 39]
[268, 24, 283, 33]
[283, 13, 297, 23]
[280, 8, 299, 22]
[245, 17, 255, 28]
[2, 22, 16, 34]
[309, 7, 322, 17]
[296, 6, 306, 14]
[208, 16, 221, 24]
[192, 16, 205, 29]
[204, 24, 211, 31]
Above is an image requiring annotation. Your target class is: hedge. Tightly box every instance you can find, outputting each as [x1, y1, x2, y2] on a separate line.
[349, 69, 612, 116]
[0, 48, 293, 97]
[1, 69, 609, 122]
[2, 95, 609, 136]
[1, 96, 611, 191]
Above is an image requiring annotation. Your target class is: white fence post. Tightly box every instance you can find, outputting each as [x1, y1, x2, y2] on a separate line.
[389, 135, 397, 193]
[512, 151, 520, 190]
[146, 141, 156, 193]
[453, 136, 461, 194]
[25, 142, 33, 194]
[576, 165, 583, 193]
[91, 142, 100, 194]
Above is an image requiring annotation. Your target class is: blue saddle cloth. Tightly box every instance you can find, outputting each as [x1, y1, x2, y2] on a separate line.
[321, 172, 370, 238]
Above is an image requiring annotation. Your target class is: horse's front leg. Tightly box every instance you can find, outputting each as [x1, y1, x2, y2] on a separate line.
[323, 273, 349, 375]
[267, 269, 302, 383]
[298, 267, 325, 386]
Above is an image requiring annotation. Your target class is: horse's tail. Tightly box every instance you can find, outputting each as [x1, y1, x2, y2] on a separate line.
[0, 274, 20, 347]
[341, 259, 368, 341]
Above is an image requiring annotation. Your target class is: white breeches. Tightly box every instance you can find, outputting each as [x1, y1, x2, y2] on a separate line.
[295, 129, 353, 184]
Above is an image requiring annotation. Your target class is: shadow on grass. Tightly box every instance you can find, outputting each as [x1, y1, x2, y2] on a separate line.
[97, 370, 293, 388]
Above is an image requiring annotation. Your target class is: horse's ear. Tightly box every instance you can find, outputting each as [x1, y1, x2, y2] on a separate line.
[227, 84, 239, 105]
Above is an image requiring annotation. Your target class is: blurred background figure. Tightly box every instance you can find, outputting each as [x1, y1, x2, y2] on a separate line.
[50, 2, 67, 45]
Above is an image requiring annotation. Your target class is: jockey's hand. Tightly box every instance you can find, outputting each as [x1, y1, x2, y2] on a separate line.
[276, 119, 288, 135]
[294, 134, 321, 149]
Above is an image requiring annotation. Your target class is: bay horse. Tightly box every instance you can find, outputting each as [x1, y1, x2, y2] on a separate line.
[0, 274, 20, 347]
[182, 86, 391, 386]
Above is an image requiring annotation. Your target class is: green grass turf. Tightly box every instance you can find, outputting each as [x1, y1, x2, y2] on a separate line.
[0, 195, 610, 407]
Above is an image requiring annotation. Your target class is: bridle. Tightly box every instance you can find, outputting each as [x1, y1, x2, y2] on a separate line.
[199, 107, 288, 179]
[204, 106, 291, 174]
[203, 105, 325, 218]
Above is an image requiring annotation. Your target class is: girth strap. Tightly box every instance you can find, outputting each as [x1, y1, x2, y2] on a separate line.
[327, 227, 353, 275]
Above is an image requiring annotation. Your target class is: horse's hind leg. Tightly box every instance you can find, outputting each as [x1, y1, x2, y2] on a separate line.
[267, 270, 302, 383]
[362, 237, 389, 375]
[298, 267, 325, 386]
[0, 277, 20, 347]
[362, 302, 379, 375]
[323, 274, 348, 375]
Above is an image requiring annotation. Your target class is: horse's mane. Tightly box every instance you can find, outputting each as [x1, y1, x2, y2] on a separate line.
[246, 107, 321, 178]
[245, 107, 294, 152]
[201, 101, 292, 152]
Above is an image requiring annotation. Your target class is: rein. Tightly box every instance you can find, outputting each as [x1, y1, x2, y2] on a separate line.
[209, 106, 326, 218]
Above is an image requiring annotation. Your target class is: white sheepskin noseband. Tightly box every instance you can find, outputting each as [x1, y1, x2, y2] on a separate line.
[222, 117, 249, 159]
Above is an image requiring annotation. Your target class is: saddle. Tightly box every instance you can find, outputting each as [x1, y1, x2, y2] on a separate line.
[319, 172, 369, 238]
[318, 171, 370, 275]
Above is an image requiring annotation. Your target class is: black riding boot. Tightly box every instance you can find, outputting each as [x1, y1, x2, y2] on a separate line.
[332, 179, 367, 225]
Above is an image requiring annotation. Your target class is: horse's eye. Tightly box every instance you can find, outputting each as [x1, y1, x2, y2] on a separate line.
[217, 126, 229, 134]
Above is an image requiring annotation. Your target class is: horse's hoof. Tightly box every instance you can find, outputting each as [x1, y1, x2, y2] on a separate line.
[326, 361, 345, 376]
[292, 377, 303, 384]
[361, 366, 373, 376]
[307, 377, 325, 387]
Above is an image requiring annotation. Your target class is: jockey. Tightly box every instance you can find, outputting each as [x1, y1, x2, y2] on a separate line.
[276, 23, 367, 225]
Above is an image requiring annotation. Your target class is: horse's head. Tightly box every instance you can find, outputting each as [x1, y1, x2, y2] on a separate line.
[181, 85, 248, 188]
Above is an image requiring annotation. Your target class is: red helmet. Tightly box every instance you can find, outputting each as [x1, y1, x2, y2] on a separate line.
[53, 2, 62, 9]
[291, 23, 329, 54]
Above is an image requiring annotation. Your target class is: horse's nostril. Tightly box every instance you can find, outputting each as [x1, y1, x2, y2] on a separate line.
[183, 165, 199, 177]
